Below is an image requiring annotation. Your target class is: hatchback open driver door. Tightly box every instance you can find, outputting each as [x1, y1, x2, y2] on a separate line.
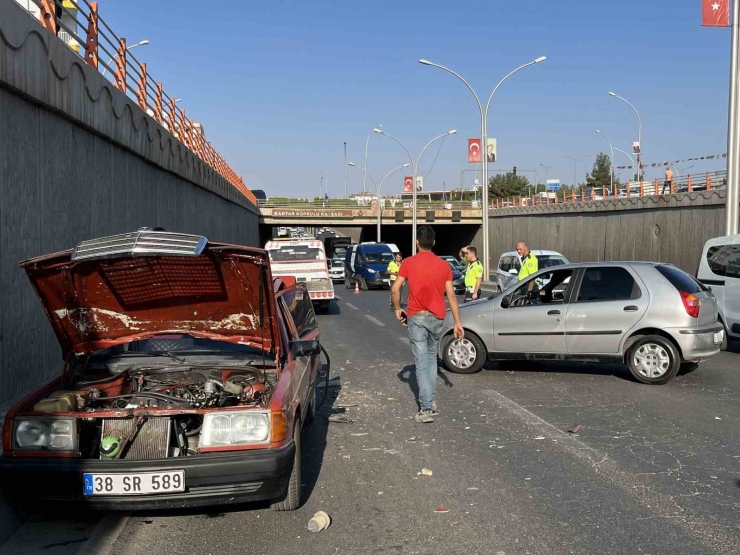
[565, 266, 648, 355]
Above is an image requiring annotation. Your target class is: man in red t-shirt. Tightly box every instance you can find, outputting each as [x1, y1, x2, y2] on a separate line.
[391, 226, 464, 423]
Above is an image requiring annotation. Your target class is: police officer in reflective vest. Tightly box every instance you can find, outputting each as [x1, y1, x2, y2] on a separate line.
[516, 241, 538, 281]
[464, 247, 484, 302]
[387, 253, 403, 310]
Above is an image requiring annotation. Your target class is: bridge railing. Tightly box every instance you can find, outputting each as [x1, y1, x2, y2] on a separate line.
[261, 199, 482, 210]
[491, 169, 727, 209]
[26, 0, 256, 205]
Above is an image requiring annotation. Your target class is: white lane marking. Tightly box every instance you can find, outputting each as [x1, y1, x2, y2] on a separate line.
[345, 302, 359, 310]
[364, 315, 385, 327]
[482, 389, 737, 552]
[399, 337, 411, 344]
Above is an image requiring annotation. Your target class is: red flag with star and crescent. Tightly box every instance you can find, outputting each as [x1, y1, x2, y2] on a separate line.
[702, 0, 730, 27]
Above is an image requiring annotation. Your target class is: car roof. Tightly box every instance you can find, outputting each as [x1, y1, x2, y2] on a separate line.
[499, 250, 566, 257]
[539, 261, 670, 271]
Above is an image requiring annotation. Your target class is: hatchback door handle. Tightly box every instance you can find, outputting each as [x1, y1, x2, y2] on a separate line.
[623, 305, 638, 312]
[547, 310, 561, 316]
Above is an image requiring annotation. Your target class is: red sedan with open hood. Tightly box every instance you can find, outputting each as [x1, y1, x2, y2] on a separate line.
[0, 230, 322, 511]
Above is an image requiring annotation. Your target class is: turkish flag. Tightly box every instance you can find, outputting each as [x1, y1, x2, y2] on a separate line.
[702, 0, 730, 27]
[468, 139, 481, 163]
[404, 176, 413, 192]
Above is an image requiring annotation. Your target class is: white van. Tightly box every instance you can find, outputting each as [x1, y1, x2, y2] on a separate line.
[697, 234, 740, 348]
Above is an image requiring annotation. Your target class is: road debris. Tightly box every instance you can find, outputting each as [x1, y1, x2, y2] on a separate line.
[362, 447, 382, 451]
[307, 511, 331, 533]
[569, 424, 581, 434]
[533, 436, 545, 440]
[715, 417, 722, 420]
[328, 415, 354, 423]
[384, 448, 401, 455]
[467, 487, 479, 491]
[419, 468, 433, 476]
[434, 507, 450, 514]
[350, 433, 368, 436]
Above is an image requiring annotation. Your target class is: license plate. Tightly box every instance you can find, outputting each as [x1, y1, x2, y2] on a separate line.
[83, 470, 185, 496]
[714, 331, 724, 344]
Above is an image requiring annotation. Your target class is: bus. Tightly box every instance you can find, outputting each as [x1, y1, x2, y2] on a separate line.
[265, 238, 334, 312]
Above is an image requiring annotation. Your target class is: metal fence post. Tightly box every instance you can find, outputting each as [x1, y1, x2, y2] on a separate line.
[154, 83, 163, 124]
[113, 38, 126, 94]
[688, 174, 693, 193]
[707, 171, 712, 191]
[39, 0, 57, 34]
[84, 2, 99, 68]
[137, 63, 147, 112]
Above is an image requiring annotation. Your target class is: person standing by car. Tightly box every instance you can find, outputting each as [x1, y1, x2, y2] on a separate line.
[517, 241, 538, 281]
[464, 247, 484, 302]
[387, 253, 403, 310]
[392, 226, 464, 423]
[662, 166, 674, 194]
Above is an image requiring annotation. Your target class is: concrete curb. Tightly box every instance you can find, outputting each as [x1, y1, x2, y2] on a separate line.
[77, 516, 130, 555]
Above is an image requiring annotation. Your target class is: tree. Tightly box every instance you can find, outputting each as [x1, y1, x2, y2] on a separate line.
[488, 172, 530, 199]
[586, 152, 615, 190]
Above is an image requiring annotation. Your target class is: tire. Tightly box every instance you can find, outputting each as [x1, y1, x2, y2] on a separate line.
[271, 420, 302, 511]
[626, 335, 681, 385]
[442, 332, 487, 374]
[318, 300, 330, 313]
[360, 278, 369, 291]
[719, 319, 729, 352]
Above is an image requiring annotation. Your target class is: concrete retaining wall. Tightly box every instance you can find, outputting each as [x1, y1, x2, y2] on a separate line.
[483, 191, 727, 275]
[0, 0, 259, 403]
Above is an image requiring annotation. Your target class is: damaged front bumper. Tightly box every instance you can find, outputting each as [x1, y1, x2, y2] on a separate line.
[0, 441, 295, 510]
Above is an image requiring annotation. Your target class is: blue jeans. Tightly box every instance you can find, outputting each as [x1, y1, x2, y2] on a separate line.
[407, 313, 444, 411]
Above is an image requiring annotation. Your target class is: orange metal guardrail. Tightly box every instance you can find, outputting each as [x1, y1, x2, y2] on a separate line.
[491, 169, 727, 209]
[29, 0, 256, 206]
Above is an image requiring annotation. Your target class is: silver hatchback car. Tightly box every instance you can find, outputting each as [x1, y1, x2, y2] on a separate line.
[439, 262, 724, 385]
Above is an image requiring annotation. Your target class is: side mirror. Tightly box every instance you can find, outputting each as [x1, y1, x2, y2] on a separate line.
[292, 340, 321, 358]
[508, 268, 518, 275]
[500, 296, 510, 309]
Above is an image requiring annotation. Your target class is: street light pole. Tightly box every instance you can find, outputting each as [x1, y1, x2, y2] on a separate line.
[348, 162, 409, 242]
[374, 129, 455, 255]
[614, 147, 634, 169]
[726, 0, 740, 235]
[101, 39, 150, 76]
[363, 125, 382, 194]
[565, 155, 589, 191]
[609, 92, 642, 182]
[596, 130, 614, 194]
[420, 56, 546, 279]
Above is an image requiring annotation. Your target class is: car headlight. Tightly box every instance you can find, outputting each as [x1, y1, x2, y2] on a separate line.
[367, 268, 377, 274]
[200, 411, 270, 447]
[13, 417, 77, 452]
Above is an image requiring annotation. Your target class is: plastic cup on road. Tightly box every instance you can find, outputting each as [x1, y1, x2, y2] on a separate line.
[307, 511, 331, 532]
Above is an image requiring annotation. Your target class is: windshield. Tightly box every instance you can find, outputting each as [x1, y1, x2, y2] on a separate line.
[365, 251, 395, 264]
[269, 246, 324, 262]
[331, 259, 344, 268]
[538, 255, 568, 269]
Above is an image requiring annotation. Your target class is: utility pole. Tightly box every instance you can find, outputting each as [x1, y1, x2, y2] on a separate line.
[344, 142, 347, 198]
[726, 0, 740, 234]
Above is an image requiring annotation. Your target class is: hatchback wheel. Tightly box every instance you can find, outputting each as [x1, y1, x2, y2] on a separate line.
[627, 335, 680, 385]
[443, 333, 486, 374]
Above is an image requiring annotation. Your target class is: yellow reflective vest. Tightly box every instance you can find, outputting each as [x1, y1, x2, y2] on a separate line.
[518, 252, 538, 280]
[387, 260, 401, 280]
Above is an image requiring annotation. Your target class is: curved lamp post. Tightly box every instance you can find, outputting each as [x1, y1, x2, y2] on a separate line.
[374, 128, 457, 254]
[595, 130, 614, 194]
[348, 162, 410, 242]
[608, 92, 642, 181]
[101, 39, 150, 76]
[420, 56, 546, 277]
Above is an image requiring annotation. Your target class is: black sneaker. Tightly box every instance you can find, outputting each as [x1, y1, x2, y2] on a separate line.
[414, 410, 434, 423]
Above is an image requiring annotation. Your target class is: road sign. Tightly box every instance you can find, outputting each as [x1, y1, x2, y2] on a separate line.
[546, 179, 561, 191]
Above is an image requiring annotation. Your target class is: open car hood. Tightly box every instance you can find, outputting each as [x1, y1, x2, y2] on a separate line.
[21, 233, 280, 360]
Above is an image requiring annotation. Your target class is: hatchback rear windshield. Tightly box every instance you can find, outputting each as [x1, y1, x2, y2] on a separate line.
[655, 265, 707, 293]
[538, 255, 568, 269]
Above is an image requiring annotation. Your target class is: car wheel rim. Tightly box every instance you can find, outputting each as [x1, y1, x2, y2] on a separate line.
[633, 343, 671, 378]
[448, 338, 477, 369]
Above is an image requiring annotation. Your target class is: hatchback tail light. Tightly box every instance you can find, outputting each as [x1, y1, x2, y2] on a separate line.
[679, 291, 701, 318]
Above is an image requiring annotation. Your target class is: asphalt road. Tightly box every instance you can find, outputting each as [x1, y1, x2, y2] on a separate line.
[3, 287, 740, 555]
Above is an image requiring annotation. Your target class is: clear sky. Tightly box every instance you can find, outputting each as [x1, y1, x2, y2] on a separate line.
[101, 0, 731, 196]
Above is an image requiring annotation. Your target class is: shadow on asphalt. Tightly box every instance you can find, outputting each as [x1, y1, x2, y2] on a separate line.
[320, 300, 341, 316]
[482, 359, 635, 382]
[397, 363, 455, 409]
